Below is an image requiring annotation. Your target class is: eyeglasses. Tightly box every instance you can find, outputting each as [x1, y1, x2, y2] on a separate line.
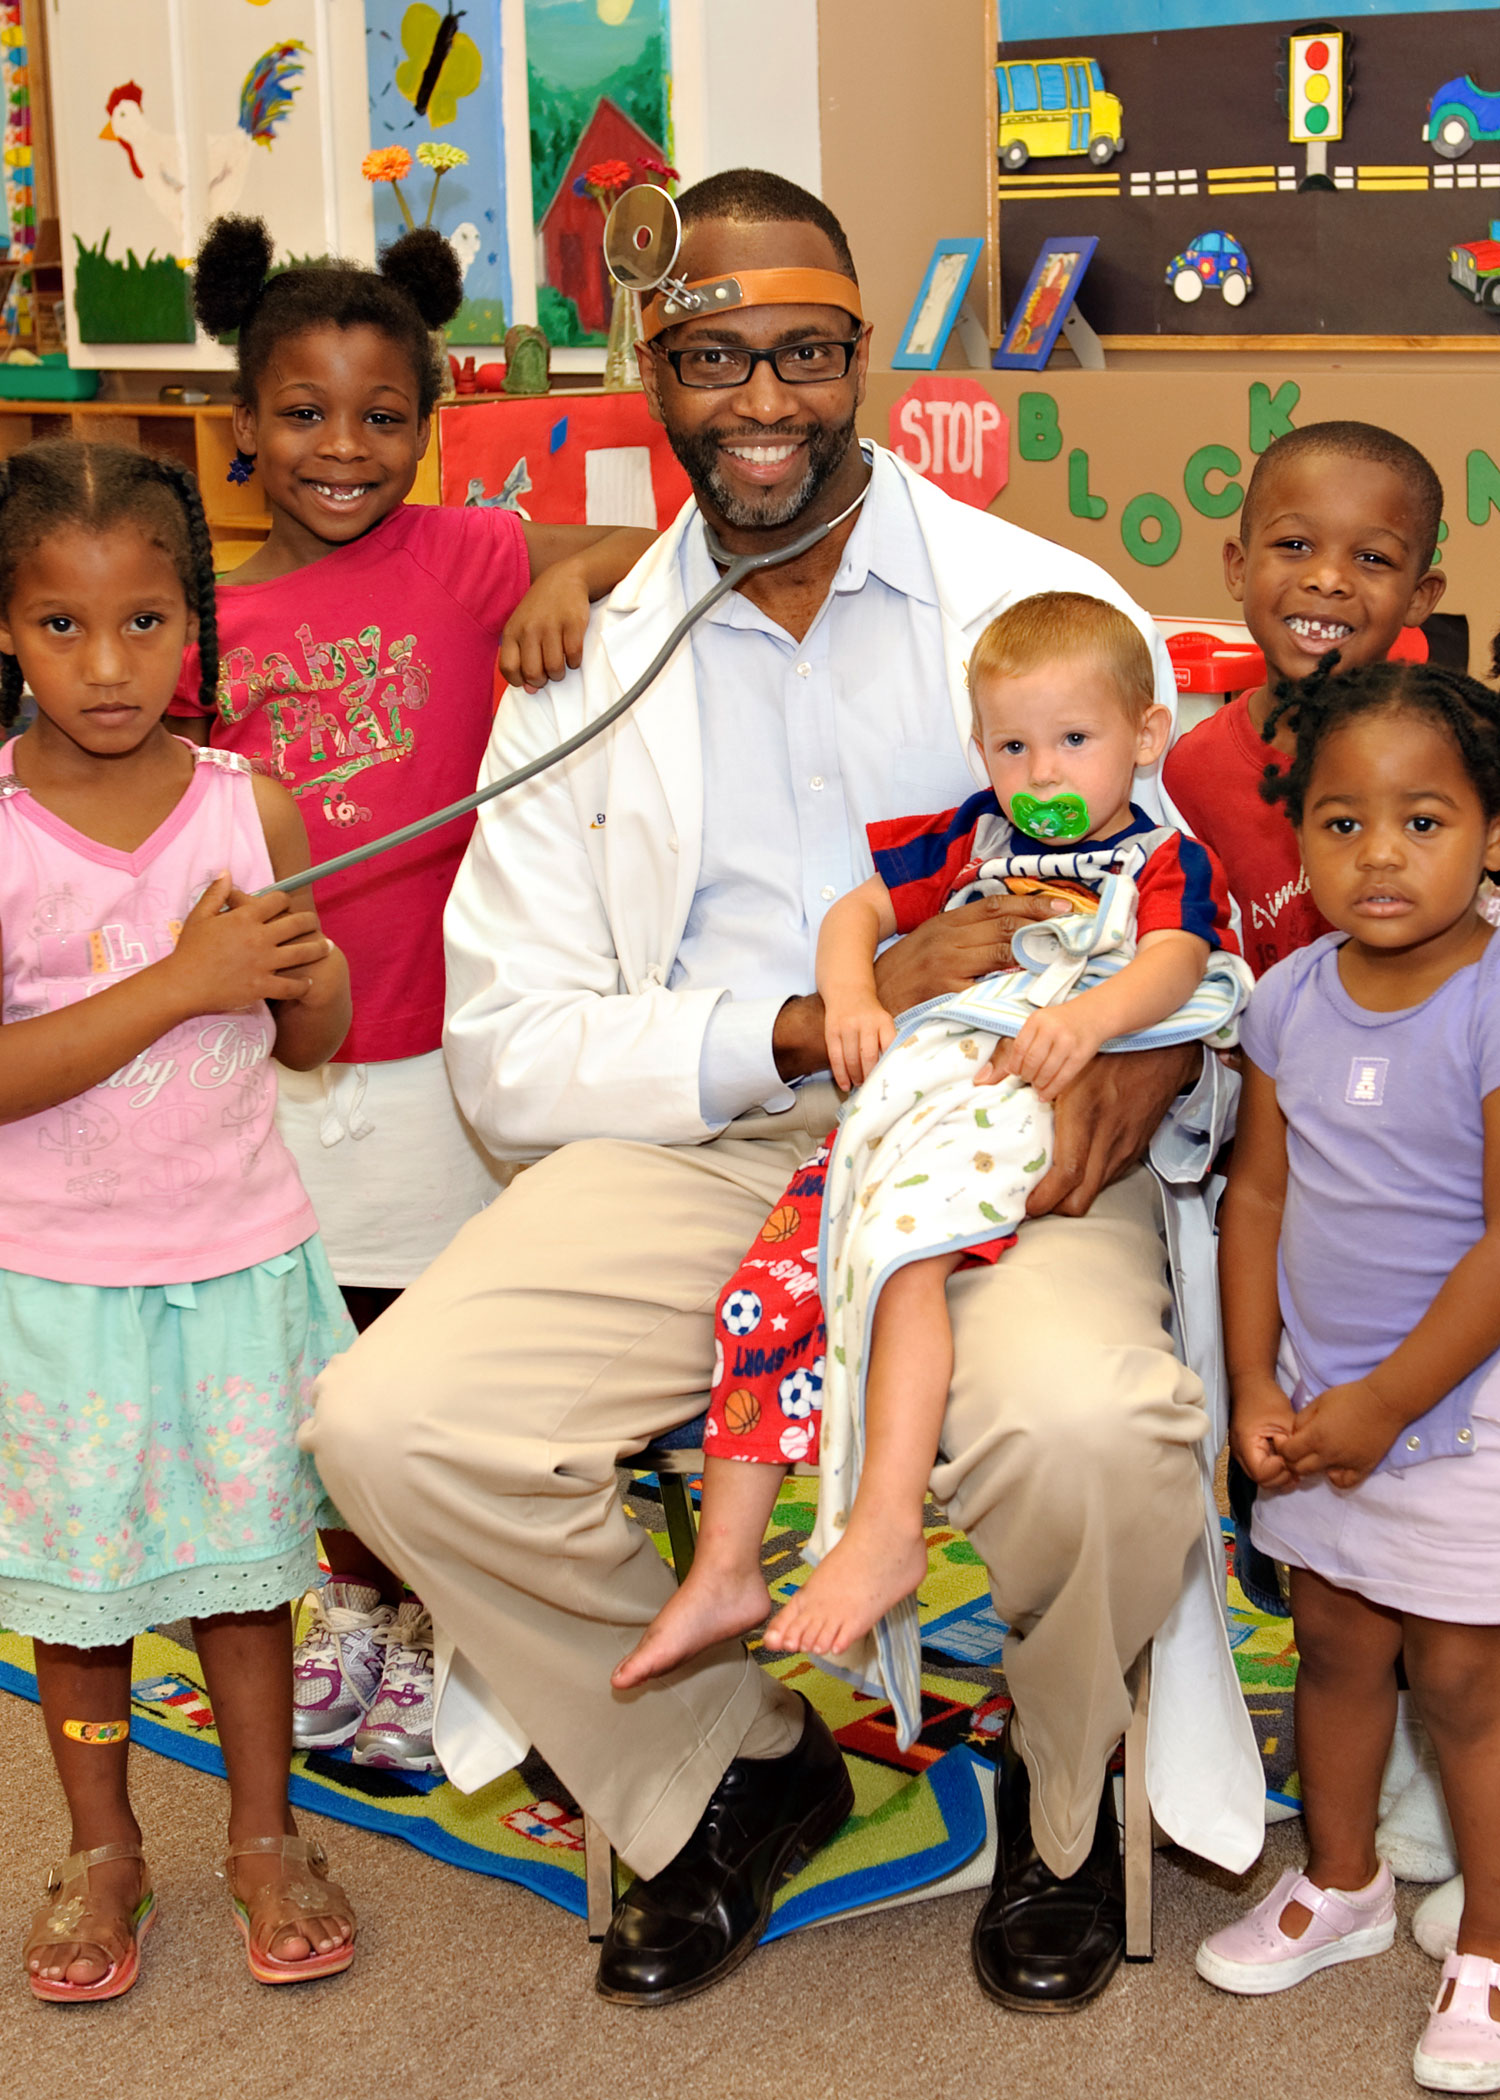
[652, 337, 862, 389]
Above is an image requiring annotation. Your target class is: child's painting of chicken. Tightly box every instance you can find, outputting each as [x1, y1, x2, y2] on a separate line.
[99, 41, 308, 260]
[55, 0, 374, 362]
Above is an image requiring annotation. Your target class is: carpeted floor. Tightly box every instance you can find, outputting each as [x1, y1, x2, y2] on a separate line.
[0, 1479, 1443, 2099]
[0, 1686, 1447, 2100]
[0, 1487, 1301, 1936]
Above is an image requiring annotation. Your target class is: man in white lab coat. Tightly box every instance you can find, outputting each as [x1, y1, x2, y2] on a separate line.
[310, 170, 1262, 2010]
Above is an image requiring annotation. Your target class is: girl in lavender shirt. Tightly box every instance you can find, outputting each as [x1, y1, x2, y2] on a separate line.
[1195, 657, 1500, 2094]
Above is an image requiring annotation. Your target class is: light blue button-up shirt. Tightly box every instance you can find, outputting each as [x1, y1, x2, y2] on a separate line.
[671, 447, 980, 1126]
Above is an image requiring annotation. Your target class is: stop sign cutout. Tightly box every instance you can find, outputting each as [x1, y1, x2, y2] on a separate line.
[889, 376, 1010, 508]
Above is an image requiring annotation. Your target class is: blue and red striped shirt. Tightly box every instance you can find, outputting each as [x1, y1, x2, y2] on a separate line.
[869, 789, 1237, 952]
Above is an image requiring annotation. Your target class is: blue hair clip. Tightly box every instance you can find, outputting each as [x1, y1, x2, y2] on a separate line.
[226, 450, 255, 486]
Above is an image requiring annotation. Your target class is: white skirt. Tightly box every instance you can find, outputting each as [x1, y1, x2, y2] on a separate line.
[1252, 1338, 1500, 1623]
[275, 1050, 511, 1288]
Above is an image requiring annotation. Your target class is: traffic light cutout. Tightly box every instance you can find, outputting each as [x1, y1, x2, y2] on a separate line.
[1289, 30, 1344, 143]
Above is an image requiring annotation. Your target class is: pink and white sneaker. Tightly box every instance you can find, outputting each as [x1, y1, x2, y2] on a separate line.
[292, 1580, 395, 1751]
[1414, 1953, 1500, 2093]
[1196, 1863, 1396, 1994]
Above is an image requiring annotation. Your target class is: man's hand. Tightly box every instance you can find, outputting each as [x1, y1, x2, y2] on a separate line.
[773, 993, 830, 1082]
[1277, 1379, 1404, 1490]
[872, 893, 1070, 1016]
[1025, 1040, 1201, 1218]
[775, 895, 1071, 1087]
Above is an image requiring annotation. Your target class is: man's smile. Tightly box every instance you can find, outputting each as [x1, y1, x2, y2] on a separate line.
[719, 439, 806, 481]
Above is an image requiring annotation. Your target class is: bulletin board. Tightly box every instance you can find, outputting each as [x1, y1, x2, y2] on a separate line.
[866, 363, 1500, 669]
[992, 6, 1500, 343]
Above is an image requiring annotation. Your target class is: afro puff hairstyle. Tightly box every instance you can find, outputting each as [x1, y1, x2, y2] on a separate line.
[193, 216, 463, 419]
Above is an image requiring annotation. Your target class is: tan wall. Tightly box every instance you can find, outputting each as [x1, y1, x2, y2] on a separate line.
[818, 0, 991, 370]
[858, 368, 1500, 667]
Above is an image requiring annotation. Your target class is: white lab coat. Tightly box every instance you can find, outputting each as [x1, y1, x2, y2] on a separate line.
[437, 448, 1266, 1875]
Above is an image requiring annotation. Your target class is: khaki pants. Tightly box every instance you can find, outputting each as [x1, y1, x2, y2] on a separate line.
[308, 1083, 1206, 1880]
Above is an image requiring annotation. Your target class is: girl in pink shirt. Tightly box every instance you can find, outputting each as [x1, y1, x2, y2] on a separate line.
[0, 440, 359, 1999]
[179, 218, 655, 1766]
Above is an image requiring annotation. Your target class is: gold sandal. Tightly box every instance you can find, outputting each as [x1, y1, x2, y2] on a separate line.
[24, 1841, 156, 2003]
[223, 1835, 356, 1985]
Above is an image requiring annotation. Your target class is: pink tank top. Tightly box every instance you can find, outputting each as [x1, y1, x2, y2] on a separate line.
[0, 740, 316, 1285]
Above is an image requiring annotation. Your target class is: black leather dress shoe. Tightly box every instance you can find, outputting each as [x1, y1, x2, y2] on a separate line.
[596, 1692, 854, 2006]
[971, 1717, 1125, 2012]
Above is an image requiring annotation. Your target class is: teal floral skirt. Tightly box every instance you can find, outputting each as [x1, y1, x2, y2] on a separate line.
[0, 1239, 353, 1647]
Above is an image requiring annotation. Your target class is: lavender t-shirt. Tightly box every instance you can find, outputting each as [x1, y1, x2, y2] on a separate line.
[1241, 929, 1500, 1471]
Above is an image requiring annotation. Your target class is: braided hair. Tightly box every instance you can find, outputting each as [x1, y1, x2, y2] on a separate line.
[1260, 653, 1500, 828]
[0, 438, 218, 729]
[193, 215, 463, 418]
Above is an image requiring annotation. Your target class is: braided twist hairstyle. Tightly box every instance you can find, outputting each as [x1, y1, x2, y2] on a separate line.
[0, 438, 218, 728]
[1260, 651, 1500, 828]
[194, 214, 463, 417]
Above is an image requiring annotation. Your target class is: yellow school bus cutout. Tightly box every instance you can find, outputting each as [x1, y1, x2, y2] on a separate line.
[995, 57, 1124, 171]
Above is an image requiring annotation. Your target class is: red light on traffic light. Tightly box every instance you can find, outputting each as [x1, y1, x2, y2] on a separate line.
[1305, 38, 1329, 67]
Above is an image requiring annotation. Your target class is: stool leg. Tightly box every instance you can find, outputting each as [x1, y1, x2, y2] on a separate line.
[1123, 1647, 1154, 1961]
[584, 1814, 618, 1941]
[658, 1469, 699, 1580]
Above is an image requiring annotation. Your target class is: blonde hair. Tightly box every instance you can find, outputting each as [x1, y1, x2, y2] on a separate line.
[967, 592, 1155, 737]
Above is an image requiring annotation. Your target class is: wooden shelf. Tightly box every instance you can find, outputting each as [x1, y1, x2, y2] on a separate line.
[1098, 334, 1500, 353]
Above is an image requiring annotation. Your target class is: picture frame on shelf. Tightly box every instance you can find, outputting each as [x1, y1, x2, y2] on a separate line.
[892, 237, 984, 370]
[992, 235, 1097, 372]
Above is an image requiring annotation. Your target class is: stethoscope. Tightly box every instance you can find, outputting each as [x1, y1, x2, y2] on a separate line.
[266, 480, 869, 899]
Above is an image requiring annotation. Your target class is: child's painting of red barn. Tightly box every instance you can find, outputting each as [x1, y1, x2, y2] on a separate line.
[538, 99, 662, 336]
[524, 0, 671, 347]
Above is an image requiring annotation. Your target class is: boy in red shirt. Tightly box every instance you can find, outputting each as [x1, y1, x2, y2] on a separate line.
[1165, 421, 1446, 979]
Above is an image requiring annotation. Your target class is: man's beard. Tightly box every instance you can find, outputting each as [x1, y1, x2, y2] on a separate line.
[666, 411, 858, 530]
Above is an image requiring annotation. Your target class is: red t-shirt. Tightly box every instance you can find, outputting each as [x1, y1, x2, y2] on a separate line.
[1163, 695, 1330, 981]
[173, 504, 530, 1062]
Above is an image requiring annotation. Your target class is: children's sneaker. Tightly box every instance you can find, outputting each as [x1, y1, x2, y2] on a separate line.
[352, 1601, 441, 1774]
[1414, 1953, 1500, 2093]
[292, 1580, 395, 1751]
[1195, 1863, 1396, 1994]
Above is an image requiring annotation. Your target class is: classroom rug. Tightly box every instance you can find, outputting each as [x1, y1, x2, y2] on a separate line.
[0, 1482, 1299, 1932]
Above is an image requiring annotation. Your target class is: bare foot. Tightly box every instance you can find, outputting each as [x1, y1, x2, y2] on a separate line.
[762, 1525, 929, 1656]
[612, 1563, 771, 1690]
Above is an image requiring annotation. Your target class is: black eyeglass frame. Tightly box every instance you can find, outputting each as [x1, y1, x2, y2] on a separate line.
[648, 336, 864, 389]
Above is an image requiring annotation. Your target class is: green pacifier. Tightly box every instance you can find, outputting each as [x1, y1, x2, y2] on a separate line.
[1009, 791, 1090, 843]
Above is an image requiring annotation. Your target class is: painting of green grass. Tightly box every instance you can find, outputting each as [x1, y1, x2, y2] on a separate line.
[73, 232, 194, 344]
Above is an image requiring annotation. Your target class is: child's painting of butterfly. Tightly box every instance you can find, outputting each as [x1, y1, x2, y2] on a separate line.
[394, 4, 483, 128]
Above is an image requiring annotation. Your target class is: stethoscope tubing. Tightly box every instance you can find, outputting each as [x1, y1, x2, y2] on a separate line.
[262, 494, 864, 899]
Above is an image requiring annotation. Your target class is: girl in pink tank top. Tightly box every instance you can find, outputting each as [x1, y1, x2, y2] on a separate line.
[0, 441, 360, 2000]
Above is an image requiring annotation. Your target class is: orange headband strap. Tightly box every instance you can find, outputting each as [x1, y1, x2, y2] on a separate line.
[640, 267, 864, 341]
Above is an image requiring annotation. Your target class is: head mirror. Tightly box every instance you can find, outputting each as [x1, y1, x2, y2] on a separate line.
[604, 184, 682, 293]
